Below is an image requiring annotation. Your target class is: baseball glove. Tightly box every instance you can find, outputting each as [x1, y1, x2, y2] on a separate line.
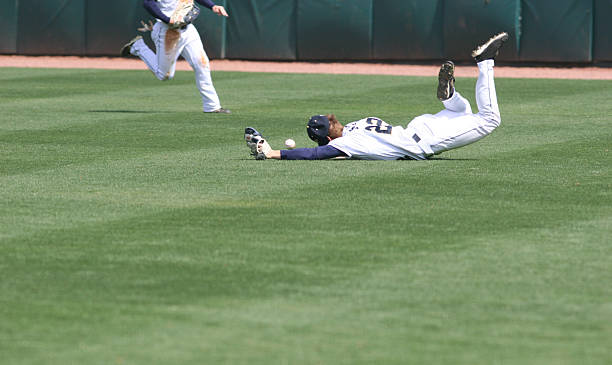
[245, 127, 271, 160]
[170, 3, 200, 29]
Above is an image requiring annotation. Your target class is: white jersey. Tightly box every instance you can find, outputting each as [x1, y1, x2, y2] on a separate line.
[328, 117, 430, 160]
[156, 0, 194, 20]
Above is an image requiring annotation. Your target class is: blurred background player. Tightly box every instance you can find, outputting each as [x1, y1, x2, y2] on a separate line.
[246, 33, 509, 160]
[121, 0, 231, 114]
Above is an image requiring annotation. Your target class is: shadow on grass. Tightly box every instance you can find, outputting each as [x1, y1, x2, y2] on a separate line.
[428, 157, 478, 161]
[88, 110, 172, 114]
[233, 157, 478, 161]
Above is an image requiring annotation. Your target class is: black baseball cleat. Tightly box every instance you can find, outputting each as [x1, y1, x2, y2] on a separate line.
[206, 108, 232, 114]
[437, 61, 455, 101]
[120, 35, 142, 57]
[471, 32, 509, 63]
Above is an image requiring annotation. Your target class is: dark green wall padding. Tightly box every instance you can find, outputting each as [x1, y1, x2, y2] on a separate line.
[18, 0, 86, 55]
[593, 0, 611, 61]
[372, 0, 444, 60]
[520, 0, 593, 62]
[0, 0, 610, 63]
[297, 0, 373, 60]
[0, 0, 18, 53]
[226, 0, 295, 60]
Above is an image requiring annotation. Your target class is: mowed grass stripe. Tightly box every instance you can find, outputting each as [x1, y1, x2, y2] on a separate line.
[1, 68, 611, 364]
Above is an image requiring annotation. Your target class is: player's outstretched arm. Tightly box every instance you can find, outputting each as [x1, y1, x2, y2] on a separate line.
[280, 145, 346, 160]
[246, 127, 345, 160]
[257, 144, 346, 160]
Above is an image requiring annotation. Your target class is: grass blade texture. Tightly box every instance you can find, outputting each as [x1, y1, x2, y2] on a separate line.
[0, 67, 611, 364]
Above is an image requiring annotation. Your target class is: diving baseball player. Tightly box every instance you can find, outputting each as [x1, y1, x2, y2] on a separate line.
[120, 0, 231, 114]
[245, 32, 509, 160]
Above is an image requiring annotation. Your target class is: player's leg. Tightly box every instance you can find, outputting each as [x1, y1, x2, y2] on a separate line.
[180, 25, 223, 112]
[473, 59, 501, 129]
[127, 37, 157, 72]
[408, 58, 501, 154]
[130, 22, 180, 81]
[470, 32, 509, 127]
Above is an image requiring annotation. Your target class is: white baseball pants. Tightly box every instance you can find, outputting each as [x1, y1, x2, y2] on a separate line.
[408, 59, 501, 155]
[130, 21, 222, 112]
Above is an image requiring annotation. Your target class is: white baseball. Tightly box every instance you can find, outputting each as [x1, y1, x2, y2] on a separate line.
[284, 138, 296, 149]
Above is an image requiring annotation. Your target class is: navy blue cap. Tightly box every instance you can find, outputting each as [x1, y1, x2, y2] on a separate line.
[306, 115, 330, 146]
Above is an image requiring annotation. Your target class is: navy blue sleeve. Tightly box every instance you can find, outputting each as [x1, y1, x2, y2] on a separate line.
[195, 0, 216, 9]
[280, 145, 346, 160]
[143, 0, 170, 23]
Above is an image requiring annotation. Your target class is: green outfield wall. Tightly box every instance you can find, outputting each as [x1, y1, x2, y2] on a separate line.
[594, 0, 612, 61]
[0, 0, 18, 54]
[372, 1, 444, 60]
[1, 0, 610, 63]
[226, 0, 294, 59]
[520, 0, 593, 62]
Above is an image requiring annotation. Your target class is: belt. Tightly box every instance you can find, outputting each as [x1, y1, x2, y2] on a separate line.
[409, 131, 434, 156]
[397, 133, 431, 160]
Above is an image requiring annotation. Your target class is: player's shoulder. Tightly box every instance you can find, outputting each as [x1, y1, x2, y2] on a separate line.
[349, 117, 376, 125]
[355, 116, 386, 122]
[350, 117, 387, 127]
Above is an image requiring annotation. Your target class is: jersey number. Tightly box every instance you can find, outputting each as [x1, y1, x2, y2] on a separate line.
[364, 117, 392, 134]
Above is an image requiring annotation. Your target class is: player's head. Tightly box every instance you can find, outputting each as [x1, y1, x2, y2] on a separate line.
[307, 115, 330, 146]
[307, 114, 343, 146]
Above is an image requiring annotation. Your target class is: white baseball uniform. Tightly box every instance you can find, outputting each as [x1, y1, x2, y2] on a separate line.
[329, 60, 501, 160]
[329, 117, 428, 160]
[129, 0, 222, 112]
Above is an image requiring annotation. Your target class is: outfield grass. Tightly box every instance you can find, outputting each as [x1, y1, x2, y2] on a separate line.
[0, 67, 611, 364]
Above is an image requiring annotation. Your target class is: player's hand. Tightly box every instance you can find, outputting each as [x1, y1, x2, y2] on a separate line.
[212, 5, 228, 17]
[256, 139, 272, 160]
[137, 20, 154, 32]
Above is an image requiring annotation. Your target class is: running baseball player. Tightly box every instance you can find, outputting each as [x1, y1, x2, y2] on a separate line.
[120, 0, 231, 114]
[245, 32, 509, 160]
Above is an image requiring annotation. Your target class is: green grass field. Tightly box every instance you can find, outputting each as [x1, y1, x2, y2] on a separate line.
[1, 66, 611, 364]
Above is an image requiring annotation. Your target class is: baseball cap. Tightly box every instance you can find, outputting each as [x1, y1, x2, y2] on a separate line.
[306, 115, 330, 146]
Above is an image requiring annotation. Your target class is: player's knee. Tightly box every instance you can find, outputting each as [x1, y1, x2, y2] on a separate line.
[490, 113, 501, 128]
[480, 111, 501, 129]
